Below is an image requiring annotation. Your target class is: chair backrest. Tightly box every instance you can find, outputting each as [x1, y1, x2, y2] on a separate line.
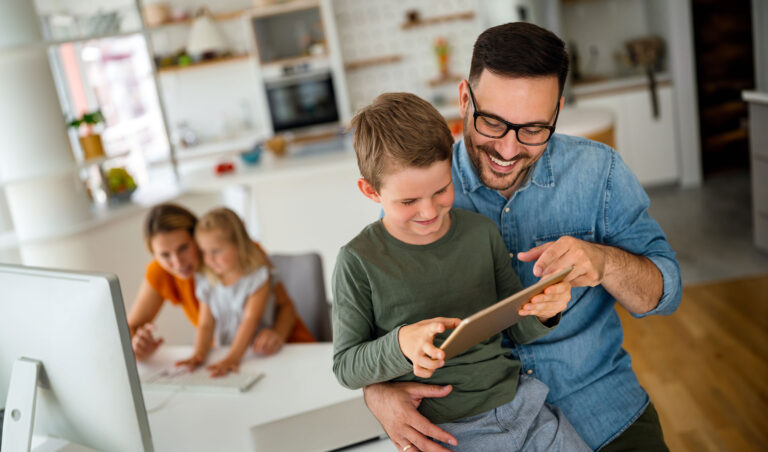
[270, 252, 332, 342]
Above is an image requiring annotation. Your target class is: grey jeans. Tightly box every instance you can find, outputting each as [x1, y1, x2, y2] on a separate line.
[436, 375, 590, 451]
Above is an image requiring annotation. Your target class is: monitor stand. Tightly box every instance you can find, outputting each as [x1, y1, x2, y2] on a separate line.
[2, 357, 41, 452]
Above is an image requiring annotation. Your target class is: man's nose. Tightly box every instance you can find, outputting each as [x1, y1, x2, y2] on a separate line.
[496, 131, 523, 160]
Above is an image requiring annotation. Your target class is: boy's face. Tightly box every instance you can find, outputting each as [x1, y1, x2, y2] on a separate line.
[196, 230, 240, 278]
[359, 160, 454, 245]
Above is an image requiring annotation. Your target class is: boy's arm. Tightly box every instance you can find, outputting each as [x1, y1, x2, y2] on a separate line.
[332, 249, 413, 389]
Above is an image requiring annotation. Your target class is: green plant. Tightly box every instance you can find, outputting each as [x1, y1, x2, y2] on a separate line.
[67, 110, 105, 130]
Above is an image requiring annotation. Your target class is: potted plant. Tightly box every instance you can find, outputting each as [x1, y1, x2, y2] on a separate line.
[67, 110, 106, 160]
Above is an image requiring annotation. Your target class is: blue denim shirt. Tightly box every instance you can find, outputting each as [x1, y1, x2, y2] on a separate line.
[452, 135, 682, 450]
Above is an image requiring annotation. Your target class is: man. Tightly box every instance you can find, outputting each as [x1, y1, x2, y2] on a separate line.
[361, 22, 681, 451]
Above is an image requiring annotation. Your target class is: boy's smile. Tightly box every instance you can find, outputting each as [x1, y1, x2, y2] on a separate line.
[359, 160, 455, 245]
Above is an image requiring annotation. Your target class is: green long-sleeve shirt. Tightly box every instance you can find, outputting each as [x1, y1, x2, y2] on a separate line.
[332, 208, 557, 423]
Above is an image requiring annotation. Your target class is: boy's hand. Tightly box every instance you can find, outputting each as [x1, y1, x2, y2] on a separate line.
[175, 353, 205, 372]
[252, 328, 285, 356]
[398, 318, 461, 379]
[207, 355, 241, 377]
[518, 280, 572, 322]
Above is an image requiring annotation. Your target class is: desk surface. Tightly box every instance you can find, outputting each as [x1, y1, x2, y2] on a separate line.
[137, 343, 382, 452]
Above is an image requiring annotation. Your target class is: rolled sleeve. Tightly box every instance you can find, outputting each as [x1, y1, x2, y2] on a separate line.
[507, 314, 559, 344]
[633, 254, 682, 318]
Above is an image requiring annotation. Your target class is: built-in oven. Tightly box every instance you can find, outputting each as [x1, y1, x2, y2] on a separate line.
[262, 59, 339, 134]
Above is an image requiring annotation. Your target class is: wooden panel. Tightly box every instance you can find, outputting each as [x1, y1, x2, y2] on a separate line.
[618, 275, 768, 451]
[585, 126, 615, 149]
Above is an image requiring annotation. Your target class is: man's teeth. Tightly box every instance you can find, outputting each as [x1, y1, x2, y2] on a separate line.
[490, 155, 515, 167]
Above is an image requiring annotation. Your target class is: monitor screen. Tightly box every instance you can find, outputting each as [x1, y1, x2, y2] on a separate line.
[0, 265, 153, 451]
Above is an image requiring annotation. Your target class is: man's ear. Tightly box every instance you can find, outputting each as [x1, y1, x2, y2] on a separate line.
[357, 178, 381, 203]
[458, 80, 470, 119]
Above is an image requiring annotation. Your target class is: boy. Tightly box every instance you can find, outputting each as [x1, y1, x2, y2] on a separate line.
[332, 93, 589, 451]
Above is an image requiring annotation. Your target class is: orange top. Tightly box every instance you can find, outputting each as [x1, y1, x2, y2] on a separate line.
[144, 249, 316, 343]
[145, 260, 200, 326]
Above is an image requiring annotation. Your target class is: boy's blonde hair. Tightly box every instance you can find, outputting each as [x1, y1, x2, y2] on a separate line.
[350, 92, 454, 191]
[195, 207, 266, 284]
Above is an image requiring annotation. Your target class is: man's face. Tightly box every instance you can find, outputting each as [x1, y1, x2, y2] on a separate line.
[459, 70, 562, 197]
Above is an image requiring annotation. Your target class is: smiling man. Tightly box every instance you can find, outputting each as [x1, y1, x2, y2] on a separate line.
[361, 22, 681, 452]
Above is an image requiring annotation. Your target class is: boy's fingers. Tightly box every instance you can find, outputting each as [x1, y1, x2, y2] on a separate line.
[422, 343, 444, 360]
[415, 355, 444, 371]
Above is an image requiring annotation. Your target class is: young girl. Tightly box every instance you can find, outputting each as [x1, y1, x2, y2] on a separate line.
[176, 207, 281, 377]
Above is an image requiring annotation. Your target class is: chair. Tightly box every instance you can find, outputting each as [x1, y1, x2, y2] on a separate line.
[270, 252, 332, 341]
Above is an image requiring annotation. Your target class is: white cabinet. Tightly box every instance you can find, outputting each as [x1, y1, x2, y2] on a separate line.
[574, 84, 679, 186]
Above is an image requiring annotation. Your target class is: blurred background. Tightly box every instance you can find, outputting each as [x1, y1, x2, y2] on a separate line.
[0, 1, 765, 450]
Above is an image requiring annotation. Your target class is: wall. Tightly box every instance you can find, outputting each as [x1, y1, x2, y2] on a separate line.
[332, 0, 482, 113]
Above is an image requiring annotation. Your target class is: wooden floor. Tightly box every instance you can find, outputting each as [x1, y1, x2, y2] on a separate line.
[618, 274, 768, 451]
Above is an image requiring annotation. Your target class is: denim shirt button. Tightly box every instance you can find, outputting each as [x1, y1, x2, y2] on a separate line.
[526, 369, 533, 375]
[508, 253, 514, 258]
[504, 207, 510, 213]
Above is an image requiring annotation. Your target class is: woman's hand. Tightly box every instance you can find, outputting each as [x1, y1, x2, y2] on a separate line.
[398, 318, 461, 379]
[252, 328, 285, 355]
[132, 323, 164, 361]
[518, 280, 572, 322]
[206, 355, 241, 377]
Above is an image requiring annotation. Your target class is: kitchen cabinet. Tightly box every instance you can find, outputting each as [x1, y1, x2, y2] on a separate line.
[573, 82, 679, 186]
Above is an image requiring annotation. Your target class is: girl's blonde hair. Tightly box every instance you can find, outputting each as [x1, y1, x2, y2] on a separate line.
[195, 207, 266, 284]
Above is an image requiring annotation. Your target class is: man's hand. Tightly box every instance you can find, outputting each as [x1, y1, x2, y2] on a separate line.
[132, 323, 164, 361]
[364, 382, 458, 452]
[518, 280, 572, 322]
[398, 318, 461, 379]
[517, 236, 607, 287]
[252, 328, 285, 355]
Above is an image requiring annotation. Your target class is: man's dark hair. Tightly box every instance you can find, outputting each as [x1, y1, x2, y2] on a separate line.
[469, 22, 569, 96]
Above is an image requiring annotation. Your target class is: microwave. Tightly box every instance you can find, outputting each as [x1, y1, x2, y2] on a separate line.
[264, 68, 340, 133]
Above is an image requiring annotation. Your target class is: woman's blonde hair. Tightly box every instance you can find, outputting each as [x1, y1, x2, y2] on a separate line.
[195, 207, 266, 283]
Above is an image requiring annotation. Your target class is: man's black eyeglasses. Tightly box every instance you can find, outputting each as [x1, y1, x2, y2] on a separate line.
[467, 82, 560, 146]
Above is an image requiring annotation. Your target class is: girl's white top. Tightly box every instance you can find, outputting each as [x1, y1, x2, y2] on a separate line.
[194, 266, 276, 346]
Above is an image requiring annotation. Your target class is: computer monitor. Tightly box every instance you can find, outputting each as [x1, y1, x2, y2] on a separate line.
[0, 264, 153, 451]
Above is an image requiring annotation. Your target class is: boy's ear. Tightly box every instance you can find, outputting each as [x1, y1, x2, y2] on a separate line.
[357, 178, 381, 203]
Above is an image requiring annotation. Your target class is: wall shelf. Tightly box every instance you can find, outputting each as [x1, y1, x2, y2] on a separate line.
[344, 54, 402, 71]
[428, 73, 462, 87]
[157, 54, 252, 74]
[146, 8, 251, 30]
[401, 11, 475, 30]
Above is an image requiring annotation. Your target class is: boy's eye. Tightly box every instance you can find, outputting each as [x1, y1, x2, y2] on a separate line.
[400, 200, 416, 206]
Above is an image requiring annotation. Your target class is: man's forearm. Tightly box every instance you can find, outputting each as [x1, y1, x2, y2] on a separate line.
[600, 244, 664, 314]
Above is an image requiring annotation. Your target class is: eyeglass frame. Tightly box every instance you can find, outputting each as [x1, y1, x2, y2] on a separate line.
[466, 81, 561, 145]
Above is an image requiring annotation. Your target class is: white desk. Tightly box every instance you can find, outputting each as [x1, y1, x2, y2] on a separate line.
[137, 343, 384, 452]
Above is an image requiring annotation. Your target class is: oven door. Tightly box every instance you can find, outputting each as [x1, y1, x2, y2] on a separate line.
[264, 71, 339, 133]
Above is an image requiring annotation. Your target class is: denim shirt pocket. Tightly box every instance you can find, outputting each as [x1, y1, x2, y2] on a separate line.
[533, 229, 596, 247]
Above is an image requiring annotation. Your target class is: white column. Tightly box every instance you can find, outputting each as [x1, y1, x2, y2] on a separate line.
[0, 0, 92, 247]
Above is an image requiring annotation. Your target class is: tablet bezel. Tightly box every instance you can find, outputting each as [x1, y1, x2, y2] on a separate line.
[439, 266, 574, 360]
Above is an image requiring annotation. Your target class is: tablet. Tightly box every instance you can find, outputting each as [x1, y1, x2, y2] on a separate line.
[439, 266, 573, 360]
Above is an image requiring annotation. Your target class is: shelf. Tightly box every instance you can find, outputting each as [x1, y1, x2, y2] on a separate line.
[261, 53, 328, 69]
[173, 131, 267, 163]
[46, 29, 145, 47]
[77, 151, 131, 169]
[428, 73, 462, 87]
[248, 0, 319, 19]
[401, 11, 475, 30]
[146, 8, 251, 30]
[344, 55, 402, 71]
[157, 54, 252, 74]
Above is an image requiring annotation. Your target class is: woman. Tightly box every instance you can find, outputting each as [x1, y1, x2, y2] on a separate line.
[127, 203, 315, 361]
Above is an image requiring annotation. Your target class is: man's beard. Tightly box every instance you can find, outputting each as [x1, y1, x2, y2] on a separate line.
[465, 132, 531, 192]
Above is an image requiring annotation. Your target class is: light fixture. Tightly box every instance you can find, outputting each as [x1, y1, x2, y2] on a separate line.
[186, 7, 229, 60]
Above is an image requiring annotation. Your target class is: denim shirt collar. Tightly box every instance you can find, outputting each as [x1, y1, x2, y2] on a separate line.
[454, 138, 555, 197]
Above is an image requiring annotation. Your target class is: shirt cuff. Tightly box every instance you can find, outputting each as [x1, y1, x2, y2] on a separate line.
[382, 324, 415, 376]
[632, 255, 682, 318]
[506, 314, 559, 344]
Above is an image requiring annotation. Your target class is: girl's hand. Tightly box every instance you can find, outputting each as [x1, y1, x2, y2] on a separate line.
[132, 323, 164, 361]
[175, 353, 204, 371]
[398, 318, 461, 379]
[252, 329, 285, 356]
[518, 280, 572, 322]
[206, 355, 241, 377]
